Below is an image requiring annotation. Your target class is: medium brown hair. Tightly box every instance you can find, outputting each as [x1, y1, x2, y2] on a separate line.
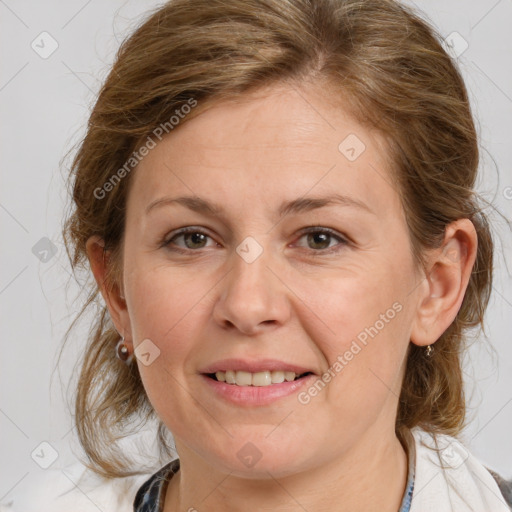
[61, 0, 494, 479]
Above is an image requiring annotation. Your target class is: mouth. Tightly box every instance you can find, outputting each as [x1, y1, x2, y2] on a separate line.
[204, 370, 315, 387]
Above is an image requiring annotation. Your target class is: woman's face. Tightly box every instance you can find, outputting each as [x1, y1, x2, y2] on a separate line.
[120, 81, 425, 477]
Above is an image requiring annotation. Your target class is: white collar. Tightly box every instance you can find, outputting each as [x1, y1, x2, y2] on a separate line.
[409, 427, 510, 511]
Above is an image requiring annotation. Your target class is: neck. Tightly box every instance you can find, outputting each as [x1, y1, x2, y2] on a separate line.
[163, 428, 409, 512]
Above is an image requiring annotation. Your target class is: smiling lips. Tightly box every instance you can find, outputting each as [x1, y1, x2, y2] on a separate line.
[202, 371, 316, 406]
[200, 358, 316, 387]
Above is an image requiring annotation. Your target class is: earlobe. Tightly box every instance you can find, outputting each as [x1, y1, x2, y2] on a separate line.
[410, 219, 478, 348]
[85, 235, 133, 347]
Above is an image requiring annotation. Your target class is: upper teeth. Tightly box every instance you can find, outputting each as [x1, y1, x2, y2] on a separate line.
[215, 370, 302, 386]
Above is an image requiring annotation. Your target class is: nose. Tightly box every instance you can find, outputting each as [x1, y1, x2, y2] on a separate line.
[212, 240, 291, 335]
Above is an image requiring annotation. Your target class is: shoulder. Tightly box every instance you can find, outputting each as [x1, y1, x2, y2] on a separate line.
[0, 461, 153, 512]
[410, 427, 512, 512]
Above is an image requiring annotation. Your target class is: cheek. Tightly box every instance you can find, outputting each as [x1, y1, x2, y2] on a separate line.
[123, 264, 216, 417]
[125, 262, 208, 344]
[299, 268, 404, 347]
[298, 286, 408, 440]
[299, 264, 411, 398]
[125, 267, 212, 428]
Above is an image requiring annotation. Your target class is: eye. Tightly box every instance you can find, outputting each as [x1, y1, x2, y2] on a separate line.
[163, 227, 217, 252]
[294, 227, 348, 253]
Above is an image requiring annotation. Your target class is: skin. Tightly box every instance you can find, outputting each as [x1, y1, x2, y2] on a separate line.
[87, 80, 477, 511]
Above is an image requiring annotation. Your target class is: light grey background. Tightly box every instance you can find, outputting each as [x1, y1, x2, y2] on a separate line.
[1, 0, 511, 504]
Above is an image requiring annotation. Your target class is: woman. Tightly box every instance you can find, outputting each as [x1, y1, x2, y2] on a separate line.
[6, 0, 511, 510]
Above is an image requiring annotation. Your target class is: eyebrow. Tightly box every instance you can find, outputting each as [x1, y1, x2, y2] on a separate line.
[145, 193, 375, 217]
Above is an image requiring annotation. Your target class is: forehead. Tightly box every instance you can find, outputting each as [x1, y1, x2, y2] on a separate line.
[129, 82, 401, 220]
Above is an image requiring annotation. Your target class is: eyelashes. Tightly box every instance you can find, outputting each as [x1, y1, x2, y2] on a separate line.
[161, 226, 349, 255]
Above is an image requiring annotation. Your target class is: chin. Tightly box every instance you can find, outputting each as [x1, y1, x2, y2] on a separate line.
[203, 438, 311, 479]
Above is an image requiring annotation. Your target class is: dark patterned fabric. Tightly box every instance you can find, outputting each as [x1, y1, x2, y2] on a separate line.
[133, 459, 180, 512]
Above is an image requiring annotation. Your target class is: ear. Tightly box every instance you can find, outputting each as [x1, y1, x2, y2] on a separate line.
[410, 218, 478, 347]
[85, 235, 133, 351]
